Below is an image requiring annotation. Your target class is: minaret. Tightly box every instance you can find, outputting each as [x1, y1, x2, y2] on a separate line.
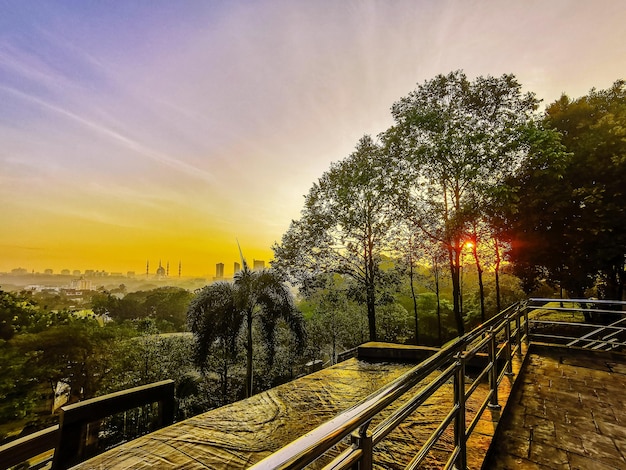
[146, 260, 149, 278]
[166, 261, 170, 277]
[178, 260, 182, 278]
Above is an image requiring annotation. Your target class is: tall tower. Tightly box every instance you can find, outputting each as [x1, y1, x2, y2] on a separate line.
[234, 261, 241, 274]
[215, 263, 224, 280]
[166, 261, 170, 277]
[146, 260, 149, 278]
[178, 260, 182, 278]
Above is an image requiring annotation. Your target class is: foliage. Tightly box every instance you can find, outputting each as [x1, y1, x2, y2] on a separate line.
[298, 274, 368, 363]
[0, 289, 40, 340]
[187, 265, 306, 399]
[507, 80, 626, 298]
[273, 135, 404, 341]
[386, 70, 549, 335]
[91, 287, 193, 331]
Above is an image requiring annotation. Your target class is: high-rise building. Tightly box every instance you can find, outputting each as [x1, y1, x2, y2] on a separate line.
[234, 262, 241, 274]
[215, 263, 224, 280]
[253, 259, 265, 271]
[71, 277, 93, 291]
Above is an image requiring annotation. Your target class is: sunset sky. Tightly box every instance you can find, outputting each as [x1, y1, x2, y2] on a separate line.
[1, 1, 625, 278]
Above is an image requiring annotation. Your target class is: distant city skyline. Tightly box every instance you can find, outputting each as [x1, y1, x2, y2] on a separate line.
[1, 1, 624, 277]
[3, 257, 267, 279]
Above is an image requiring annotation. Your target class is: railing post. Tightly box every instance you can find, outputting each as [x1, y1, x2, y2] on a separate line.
[515, 305, 522, 357]
[453, 352, 467, 470]
[504, 314, 514, 376]
[351, 423, 372, 470]
[524, 304, 530, 345]
[488, 328, 501, 410]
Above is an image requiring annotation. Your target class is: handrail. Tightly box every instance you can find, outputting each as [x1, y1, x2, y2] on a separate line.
[53, 379, 175, 470]
[0, 380, 176, 470]
[252, 298, 625, 469]
[0, 425, 58, 469]
[250, 301, 527, 469]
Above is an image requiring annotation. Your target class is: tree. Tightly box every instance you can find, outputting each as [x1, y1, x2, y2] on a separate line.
[299, 274, 368, 363]
[0, 288, 39, 340]
[144, 287, 194, 330]
[387, 71, 549, 335]
[17, 319, 133, 403]
[187, 282, 243, 404]
[273, 135, 403, 341]
[505, 81, 626, 299]
[544, 80, 626, 298]
[187, 264, 305, 398]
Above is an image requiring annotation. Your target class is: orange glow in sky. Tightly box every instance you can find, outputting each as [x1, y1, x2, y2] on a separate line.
[1, 1, 625, 277]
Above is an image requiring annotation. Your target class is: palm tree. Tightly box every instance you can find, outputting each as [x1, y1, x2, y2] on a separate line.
[187, 282, 241, 404]
[188, 263, 305, 399]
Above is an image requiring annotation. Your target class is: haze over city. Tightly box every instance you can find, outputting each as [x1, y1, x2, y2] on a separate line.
[1, 0, 625, 277]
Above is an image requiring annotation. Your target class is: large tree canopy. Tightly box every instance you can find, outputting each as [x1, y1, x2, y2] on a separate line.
[508, 80, 626, 298]
[273, 135, 403, 341]
[386, 71, 553, 334]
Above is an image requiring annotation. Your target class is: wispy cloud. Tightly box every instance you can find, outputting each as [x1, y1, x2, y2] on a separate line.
[0, 84, 215, 183]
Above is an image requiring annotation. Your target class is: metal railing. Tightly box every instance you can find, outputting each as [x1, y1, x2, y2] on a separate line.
[526, 298, 626, 350]
[250, 302, 528, 470]
[0, 380, 175, 470]
[251, 297, 626, 469]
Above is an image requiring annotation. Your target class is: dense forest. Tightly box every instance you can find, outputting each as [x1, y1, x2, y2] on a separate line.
[1, 71, 624, 446]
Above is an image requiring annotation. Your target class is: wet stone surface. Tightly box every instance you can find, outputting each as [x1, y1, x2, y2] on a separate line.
[71, 348, 525, 470]
[485, 345, 626, 470]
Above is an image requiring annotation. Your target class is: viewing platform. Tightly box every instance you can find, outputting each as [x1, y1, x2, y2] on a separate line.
[485, 344, 626, 469]
[4, 298, 626, 469]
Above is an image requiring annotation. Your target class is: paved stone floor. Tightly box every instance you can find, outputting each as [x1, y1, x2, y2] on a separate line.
[484, 345, 626, 469]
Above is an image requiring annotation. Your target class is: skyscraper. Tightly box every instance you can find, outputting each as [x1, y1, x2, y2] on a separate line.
[215, 262, 224, 280]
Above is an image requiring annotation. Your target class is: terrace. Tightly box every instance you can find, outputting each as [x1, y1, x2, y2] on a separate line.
[2, 298, 626, 469]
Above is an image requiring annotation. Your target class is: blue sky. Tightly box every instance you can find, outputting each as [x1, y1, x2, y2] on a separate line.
[1, 0, 624, 276]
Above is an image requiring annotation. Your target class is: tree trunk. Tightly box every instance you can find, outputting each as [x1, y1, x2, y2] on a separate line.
[434, 259, 442, 346]
[409, 252, 419, 344]
[494, 238, 501, 313]
[472, 243, 485, 322]
[221, 350, 228, 406]
[246, 310, 253, 398]
[365, 219, 377, 342]
[450, 244, 464, 336]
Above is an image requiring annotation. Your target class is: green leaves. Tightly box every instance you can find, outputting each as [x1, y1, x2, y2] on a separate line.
[187, 267, 305, 398]
[510, 80, 626, 297]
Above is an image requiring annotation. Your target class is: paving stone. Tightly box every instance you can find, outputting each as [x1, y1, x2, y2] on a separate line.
[568, 451, 624, 470]
[527, 440, 570, 469]
[485, 346, 626, 469]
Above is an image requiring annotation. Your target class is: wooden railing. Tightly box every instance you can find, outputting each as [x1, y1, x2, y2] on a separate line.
[0, 425, 58, 470]
[0, 379, 175, 470]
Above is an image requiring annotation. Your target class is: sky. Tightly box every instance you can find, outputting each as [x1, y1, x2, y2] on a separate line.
[0, 0, 625, 278]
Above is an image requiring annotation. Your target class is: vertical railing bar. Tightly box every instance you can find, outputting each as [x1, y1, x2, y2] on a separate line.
[504, 314, 513, 376]
[454, 352, 467, 470]
[523, 303, 530, 344]
[515, 305, 522, 356]
[350, 422, 372, 470]
[488, 328, 501, 410]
